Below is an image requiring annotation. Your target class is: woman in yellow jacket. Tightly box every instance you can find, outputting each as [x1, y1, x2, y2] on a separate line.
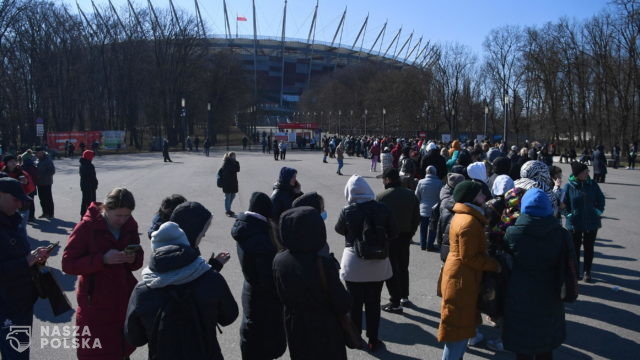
[438, 181, 501, 360]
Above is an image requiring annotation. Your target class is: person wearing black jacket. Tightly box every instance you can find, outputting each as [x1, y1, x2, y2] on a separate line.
[125, 220, 238, 360]
[231, 192, 286, 360]
[592, 145, 607, 183]
[79, 150, 98, 217]
[221, 152, 240, 217]
[271, 167, 302, 222]
[0, 178, 50, 359]
[162, 138, 172, 162]
[273, 206, 351, 360]
[420, 142, 447, 180]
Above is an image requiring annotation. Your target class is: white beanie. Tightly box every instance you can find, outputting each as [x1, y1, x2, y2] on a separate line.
[344, 175, 375, 204]
[467, 161, 488, 184]
[427, 142, 438, 152]
[492, 175, 515, 197]
[150, 222, 190, 251]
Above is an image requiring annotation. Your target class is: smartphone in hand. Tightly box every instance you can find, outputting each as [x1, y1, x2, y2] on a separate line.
[45, 242, 60, 254]
[123, 244, 141, 254]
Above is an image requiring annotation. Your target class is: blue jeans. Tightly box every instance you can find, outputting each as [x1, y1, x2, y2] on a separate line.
[224, 193, 236, 212]
[337, 159, 344, 171]
[442, 339, 467, 360]
[420, 216, 429, 249]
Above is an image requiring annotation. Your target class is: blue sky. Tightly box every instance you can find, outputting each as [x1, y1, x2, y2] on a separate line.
[68, 0, 610, 56]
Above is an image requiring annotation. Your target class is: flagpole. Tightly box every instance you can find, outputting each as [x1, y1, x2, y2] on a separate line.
[236, 13, 238, 38]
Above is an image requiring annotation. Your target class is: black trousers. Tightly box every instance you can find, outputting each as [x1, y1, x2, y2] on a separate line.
[573, 230, 597, 275]
[346, 281, 384, 341]
[28, 192, 36, 220]
[37, 185, 54, 217]
[516, 352, 552, 360]
[280, 150, 286, 160]
[273, 150, 279, 160]
[386, 239, 411, 306]
[163, 150, 172, 162]
[81, 189, 96, 217]
[593, 173, 606, 183]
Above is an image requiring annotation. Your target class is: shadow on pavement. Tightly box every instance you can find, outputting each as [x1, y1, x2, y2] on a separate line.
[565, 319, 639, 359]
[32, 266, 77, 324]
[593, 251, 635, 261]
[602, 182, 640, 187]
[29, 218, 76, 235]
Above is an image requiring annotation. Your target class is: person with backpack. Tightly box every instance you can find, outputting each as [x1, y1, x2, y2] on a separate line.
[503, 188, 572, 360]
[273, 206, 352, 360]
[219, 152, 240, 217]
[376, 168, 420, 313]
[415, 166, 443, 251]
[62, 188, 143, 360]
[125, 219, 239, 360]
[562, 162, 605, 283]
[335, 175, 398, 352]
[231, 192, 287, 360]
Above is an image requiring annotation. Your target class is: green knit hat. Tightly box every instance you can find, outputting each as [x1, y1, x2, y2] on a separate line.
[453, 180, 483, 203]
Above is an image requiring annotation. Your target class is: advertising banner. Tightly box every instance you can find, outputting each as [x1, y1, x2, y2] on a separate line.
[274, 132, 288, 142]
[441, 134, 451, 143]
[101, 130, 126, 150]
[46, 131, 103, 151]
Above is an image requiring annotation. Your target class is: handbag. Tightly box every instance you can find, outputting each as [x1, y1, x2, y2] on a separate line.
[316, 257, 366, 350]
[32, 265, 73, 316]
[560, 233, 579, 302]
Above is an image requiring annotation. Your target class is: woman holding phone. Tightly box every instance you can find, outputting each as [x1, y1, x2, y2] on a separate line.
[62, 188, 143, 360]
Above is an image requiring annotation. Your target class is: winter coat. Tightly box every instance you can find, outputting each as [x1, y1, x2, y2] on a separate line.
[62, 203, 143, 360]
[273, 207, 351, 360]
[271, 169, 301, 221]
[221, 158, 240, 194]
[487, 148, 504, 163]
[0, 212, 37, 316]
[592, 148, 607, 175]
[335, 200, 397, 282]
[79, 158, 98, 192]
[36, 154, 55, 186]
[381, 152, 393, 172]
[420, 149, 447, 180]
[562, 176, 605, 232]
[503, 213, 569, 354]
[436, 173, 465, 262]
[231, 213, 286, 359]
[438, 203, 500, 343]
[3, 166, 36, 211]
[415, 174, 443, 217]
[391, 144, 402, 168]
[124, 245, 238, 360]
[369, 143, 381, 156]
[376, 184, 420, 238]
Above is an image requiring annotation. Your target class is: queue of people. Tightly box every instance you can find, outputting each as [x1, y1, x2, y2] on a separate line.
[0, 134, 615, 360]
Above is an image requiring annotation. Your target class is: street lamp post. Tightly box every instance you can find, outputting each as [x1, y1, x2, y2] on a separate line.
[484, 105, 488, 140]
[350, 110, 353, 135]
[180, 98, 186, 150]
[338, 110, 342, 136]
[504, 94, 509, 148]
[207, 102, 213, 145]
[364, 109, 368, 136]
[382, 108, 386, 136]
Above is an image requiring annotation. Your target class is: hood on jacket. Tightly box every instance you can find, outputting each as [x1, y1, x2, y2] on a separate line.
[521, 188, 553, 217]
[279, 206, 326, 253]
[345, 175, 375, 204]
[231, 212, 270, 244]
[446, 173, 465, 189]
[148, 244, 200, 273]
[79, 157, 93, 166]
[457, 150, 472, 168]
[278, 167, 297, 185]
[170, 201, 212, 248]
[426, 165, 437, 177]
[492, 175, 515, 197]
[292, 191, 323, 212]
[81, 202, 136, 232]
[467, 162, 488, 184]
[248, 192, 272, 219]
[492, 157, 511, 176]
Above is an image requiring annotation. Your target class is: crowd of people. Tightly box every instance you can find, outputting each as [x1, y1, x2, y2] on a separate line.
[0, 133, 617, 360]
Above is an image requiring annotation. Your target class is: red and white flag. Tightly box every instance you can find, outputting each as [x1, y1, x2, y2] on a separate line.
[237, 16, 247, 21]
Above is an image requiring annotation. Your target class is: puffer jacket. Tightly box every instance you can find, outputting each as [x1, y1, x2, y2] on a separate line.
[562, 175, 605, 232]
[436, 173, 465, 261]
[415, 173, 443, 217]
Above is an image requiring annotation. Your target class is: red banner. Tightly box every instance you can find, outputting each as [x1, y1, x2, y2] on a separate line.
[277, 122, 319, 130]
[46, 131, 103, 151]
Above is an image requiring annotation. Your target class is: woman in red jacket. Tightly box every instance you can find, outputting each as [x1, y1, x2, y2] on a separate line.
[62, 188, 143, 360]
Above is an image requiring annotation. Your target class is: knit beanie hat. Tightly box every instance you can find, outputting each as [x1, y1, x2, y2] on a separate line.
[453, 180, 483, 203]
[248, 192, 273, 219]
[82, 150, 95, 161]
[150, 222, 190, 251]
[492, 157, 511, 176]
[571, 161, 588, 176]
[521, 188, 553, 217]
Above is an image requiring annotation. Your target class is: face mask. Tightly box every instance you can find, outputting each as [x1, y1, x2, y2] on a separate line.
[321, 211, 328, 221]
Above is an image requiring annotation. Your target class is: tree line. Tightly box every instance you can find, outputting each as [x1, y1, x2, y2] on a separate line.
[300, 0, 639, 151]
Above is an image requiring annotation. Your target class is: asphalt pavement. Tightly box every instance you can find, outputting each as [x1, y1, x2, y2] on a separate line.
[24, 149, 640, 360]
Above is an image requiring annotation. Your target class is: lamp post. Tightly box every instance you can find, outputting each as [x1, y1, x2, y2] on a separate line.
[180, 98, 186, 150]
[350, 110, 353, 134]
[364, 109, 368, 136]
[484, 104, 488, 140]
[207, 102, 213, 145]
[338, 110, 342, 136]
[382, 108, 386, 136]
[504, 94, 509, 147]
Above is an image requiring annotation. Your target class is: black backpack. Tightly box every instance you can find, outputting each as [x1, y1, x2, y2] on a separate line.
[354, 205, 388, 260]
[150, 285, 209, 358]
[216, 167, 224, 188]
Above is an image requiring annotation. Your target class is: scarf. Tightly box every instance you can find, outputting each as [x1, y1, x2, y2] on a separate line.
[140, 256, 211, 289]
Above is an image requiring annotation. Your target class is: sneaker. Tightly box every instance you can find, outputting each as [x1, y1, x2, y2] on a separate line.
[486, 339, 505, 352]
[381, 303, 403, 314]
[585, 273, 594, 283]
[467, 332, 484, 347]
[400, 298, 413, 307]
[368, 339, 385, 352]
